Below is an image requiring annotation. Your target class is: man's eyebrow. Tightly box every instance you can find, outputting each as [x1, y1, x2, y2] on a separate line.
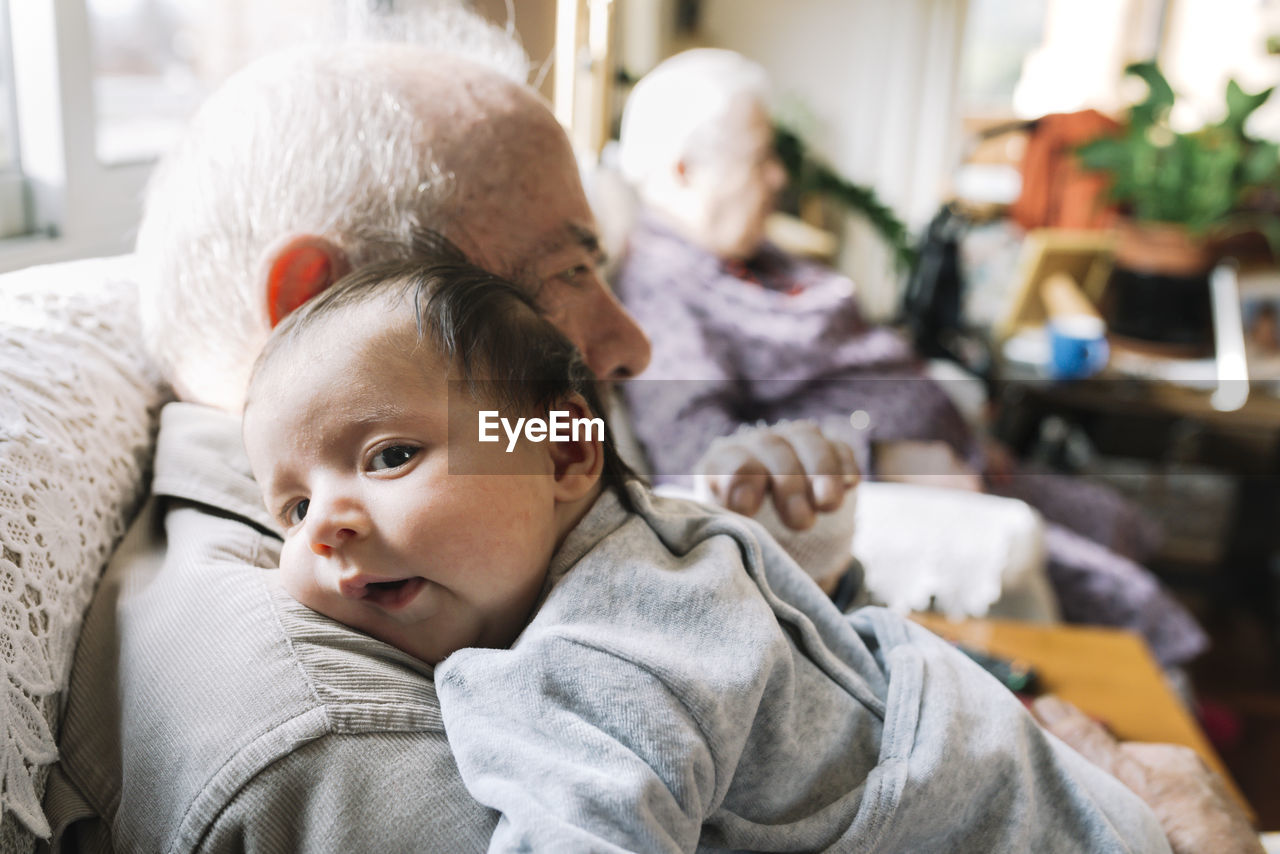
[516, 223, 608, 290]
[540, 222, 606, 269]
[567, 223, 604, 261]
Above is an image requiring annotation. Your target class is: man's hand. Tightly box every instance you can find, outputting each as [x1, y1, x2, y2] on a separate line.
[696, 421, 859, 530]
[1032, 695, 1262, 854]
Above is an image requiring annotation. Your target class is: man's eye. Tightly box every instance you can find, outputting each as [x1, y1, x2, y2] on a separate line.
[558, 263, 592, 283]
[370, 445, 419, 471]
[284, 498, 309, 526]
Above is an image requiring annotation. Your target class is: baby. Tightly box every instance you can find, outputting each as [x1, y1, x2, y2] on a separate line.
[241, 257, 1166, 853]
[243, 256, 630, 666]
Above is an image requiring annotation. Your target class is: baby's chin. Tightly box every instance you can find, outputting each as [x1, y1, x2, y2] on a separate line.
[381, 627, 468, 668]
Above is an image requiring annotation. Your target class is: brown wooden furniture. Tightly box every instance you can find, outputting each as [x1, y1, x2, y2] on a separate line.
[910, 612, 1254, 820]
[996, 373, 1280, 472]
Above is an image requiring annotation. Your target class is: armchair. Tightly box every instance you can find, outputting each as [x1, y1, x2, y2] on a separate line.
[0, 257, 166, 852]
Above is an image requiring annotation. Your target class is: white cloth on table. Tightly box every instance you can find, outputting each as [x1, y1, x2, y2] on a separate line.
[666, 476, 1057, 623]
[853, 481, 1057, 622]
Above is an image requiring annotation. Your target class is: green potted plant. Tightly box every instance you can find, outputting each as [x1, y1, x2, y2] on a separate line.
[1076, 61, 1279, 353]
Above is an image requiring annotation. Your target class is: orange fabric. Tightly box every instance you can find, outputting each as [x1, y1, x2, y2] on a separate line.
[1011, 110, 1120, 231]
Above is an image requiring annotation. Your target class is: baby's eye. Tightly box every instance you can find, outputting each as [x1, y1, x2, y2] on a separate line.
[284, 498, 309, 526]
[370, 445, 419, 472]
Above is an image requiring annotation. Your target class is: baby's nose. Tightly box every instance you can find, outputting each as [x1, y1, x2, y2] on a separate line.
[310, 525, 359, 556]
[306, 500, 366, 555]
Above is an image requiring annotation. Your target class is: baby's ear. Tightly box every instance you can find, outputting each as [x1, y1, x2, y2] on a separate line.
[258, 234, 352, 327]
[547, 394, 605, 503]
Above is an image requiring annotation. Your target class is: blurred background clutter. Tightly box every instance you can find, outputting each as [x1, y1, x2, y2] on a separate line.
[3, 0, 1280, 830]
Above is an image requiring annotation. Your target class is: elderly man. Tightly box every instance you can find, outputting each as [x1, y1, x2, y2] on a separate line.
[44, 13, 1256, 854]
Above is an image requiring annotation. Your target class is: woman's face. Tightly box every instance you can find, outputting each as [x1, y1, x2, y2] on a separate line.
[683, 97, 788, 260]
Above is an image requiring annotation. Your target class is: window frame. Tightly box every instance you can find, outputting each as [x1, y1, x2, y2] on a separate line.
[0, 0, 151, 272]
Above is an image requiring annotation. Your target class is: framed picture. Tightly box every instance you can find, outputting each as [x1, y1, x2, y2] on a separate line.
[1239, 270, 1280, 382]
[995, 228, 1115, 339]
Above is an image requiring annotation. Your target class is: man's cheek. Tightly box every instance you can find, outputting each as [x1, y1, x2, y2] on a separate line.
[550, 306, 588, 351]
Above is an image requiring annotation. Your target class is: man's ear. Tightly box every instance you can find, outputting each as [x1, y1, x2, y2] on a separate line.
[261, 234, 352, 327]
[547, 394, 605, 503]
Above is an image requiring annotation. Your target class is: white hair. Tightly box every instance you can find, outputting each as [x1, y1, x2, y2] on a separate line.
[338, 1, 529, 83]
[617, 48, 772, 192]
[136, 2, 530, 411]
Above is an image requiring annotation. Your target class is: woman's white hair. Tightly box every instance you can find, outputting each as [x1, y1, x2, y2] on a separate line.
[136, 3, 529, 410]
[617, 48, 771, 193]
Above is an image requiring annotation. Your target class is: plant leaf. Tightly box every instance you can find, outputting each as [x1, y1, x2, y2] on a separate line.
[1077, 137, 1130, 173]
[1074, 62, 1276, 231]
[1241, 140, 1280, 186]
[1222, 79, 1275, 136]
[1125, 61, 1175, 128]
[1262, 218, 1280, 262]
[773, 125, 805, 183]
[772, 121, 917, 270]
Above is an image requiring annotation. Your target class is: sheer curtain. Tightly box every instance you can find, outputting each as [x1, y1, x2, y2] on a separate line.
[699, 0, 970, 319]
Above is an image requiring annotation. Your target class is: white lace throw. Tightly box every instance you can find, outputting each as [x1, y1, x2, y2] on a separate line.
[0, 257, 163, 844]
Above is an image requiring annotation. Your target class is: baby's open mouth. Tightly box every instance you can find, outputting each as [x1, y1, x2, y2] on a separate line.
[363, 576, 428, 610]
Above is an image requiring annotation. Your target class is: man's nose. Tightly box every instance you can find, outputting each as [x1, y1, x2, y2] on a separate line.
[589, 295, 652, 381]
[306, 499, 368, 556]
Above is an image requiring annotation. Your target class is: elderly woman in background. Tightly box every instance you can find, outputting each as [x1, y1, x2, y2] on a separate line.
[615, 48, 1206, 669]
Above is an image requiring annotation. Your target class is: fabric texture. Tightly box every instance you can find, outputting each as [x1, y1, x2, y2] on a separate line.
[616, 216, 1207, 666]
[436, 483, 1171, 853]
[0, 257, 165, 847]
[44, 402, 497, 854]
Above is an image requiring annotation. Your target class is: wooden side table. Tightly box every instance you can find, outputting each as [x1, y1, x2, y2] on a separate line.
[994, 373, 1280, 473]
[992, 372, 1280, 615]
[911, 612, 1254, 820]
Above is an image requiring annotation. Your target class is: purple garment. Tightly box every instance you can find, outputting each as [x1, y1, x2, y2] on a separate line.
[618, 218, 975, 475]
[617, 216, 1207, 666]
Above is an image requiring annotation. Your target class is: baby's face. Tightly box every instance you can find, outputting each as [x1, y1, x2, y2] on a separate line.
[243, 308, 559, 664]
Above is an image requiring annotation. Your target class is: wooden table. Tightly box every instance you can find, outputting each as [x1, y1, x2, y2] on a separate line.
[911, 613, 1254, 819]
[994, 373, 1280, 473]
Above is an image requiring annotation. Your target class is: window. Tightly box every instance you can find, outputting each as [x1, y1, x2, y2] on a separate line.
[0, 0, 17, 172]
[0, 0, 24, 238]
[958, 0, 1046, 119]
[85, 0, 341, 165]
[1161, 0, 1280, 140]
[0, 1, 548, 271]
[0, 0, 338, 270]
[87, 0, 208, 165]
[959, 0, 1280, 134]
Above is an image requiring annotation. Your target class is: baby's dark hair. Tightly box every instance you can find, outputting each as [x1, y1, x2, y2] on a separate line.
[250, 245, 637, 503]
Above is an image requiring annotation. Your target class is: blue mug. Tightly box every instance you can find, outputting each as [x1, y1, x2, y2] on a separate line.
[1048, 315, 1109, 380]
